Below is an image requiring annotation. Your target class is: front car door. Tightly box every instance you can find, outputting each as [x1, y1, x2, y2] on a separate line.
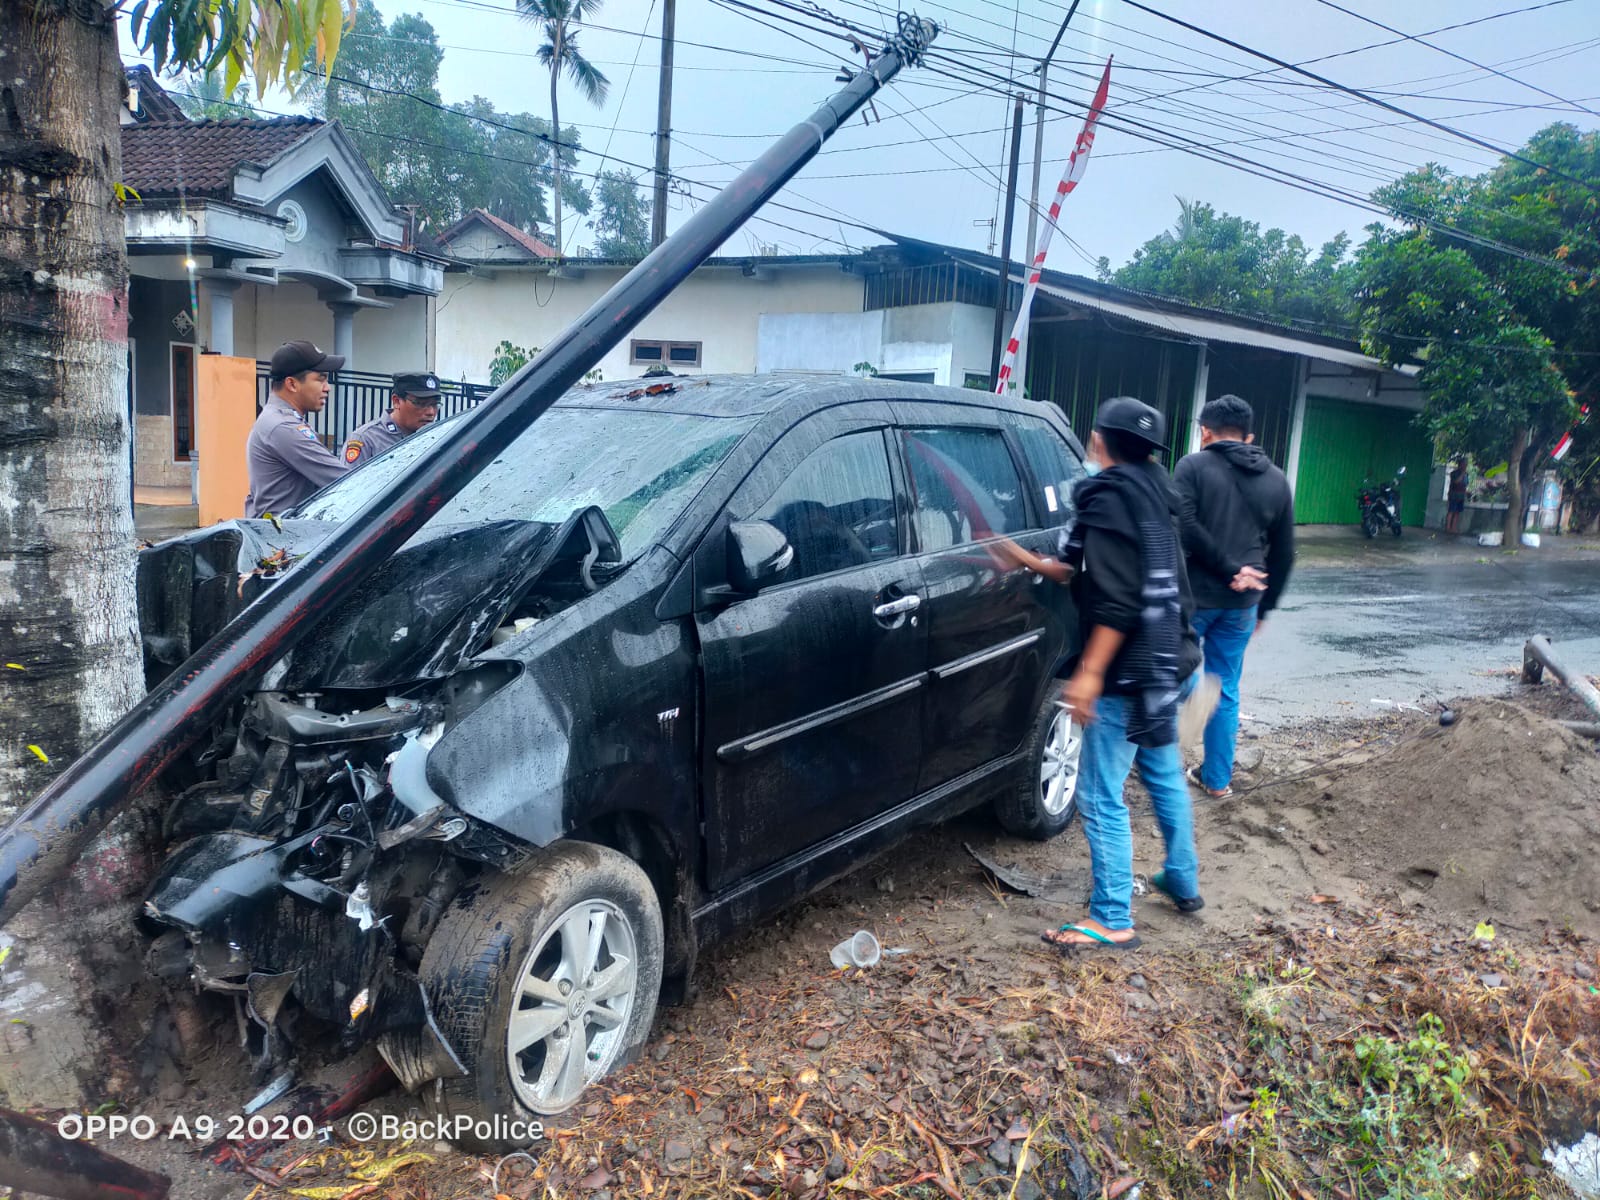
[697, 411, 926, 892]
[892, 401, 1080, 793]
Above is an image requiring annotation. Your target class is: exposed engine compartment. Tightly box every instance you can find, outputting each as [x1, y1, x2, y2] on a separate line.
[136, 506, 623, 1089]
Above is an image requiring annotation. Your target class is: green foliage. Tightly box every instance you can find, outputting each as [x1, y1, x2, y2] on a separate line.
[488, 339, 539, 386]
[592, 170, 651, 259]
[1109, 198, 1358, 333]
[518, 0, 612, 107]
[128, 0, 355, 96]
[1355, 124, 1597, 537]
[516, 0, 611, 253]
[173, 70, 261, 119]
[307, 2, 589, 234]
[1231, 966, 1488, 1199]
[852, 362, 879, 377]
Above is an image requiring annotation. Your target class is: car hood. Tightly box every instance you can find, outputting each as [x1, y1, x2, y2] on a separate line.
[138, 517, 561, 692]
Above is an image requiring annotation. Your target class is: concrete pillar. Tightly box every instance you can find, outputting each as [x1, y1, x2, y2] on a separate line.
[1285, 355, 1310, 490]
[203, 277, 242, 356]
[329, 301, 359, 368]
[1186, 343, 1209, 456]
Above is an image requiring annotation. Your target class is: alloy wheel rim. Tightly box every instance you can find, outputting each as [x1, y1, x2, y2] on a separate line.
[1039, 708, 1081, 817]
[505, 898, 639, 1113]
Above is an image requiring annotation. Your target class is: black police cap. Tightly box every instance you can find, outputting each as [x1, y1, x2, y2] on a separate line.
[1094, 396, 1169, 452]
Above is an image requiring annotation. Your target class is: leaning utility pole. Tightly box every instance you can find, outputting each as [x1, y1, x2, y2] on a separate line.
[651, 0, 676, 247]
[0, 15, 942, 928]
[989, 94, 1025, 388]
[1011, 0, 1080, 396]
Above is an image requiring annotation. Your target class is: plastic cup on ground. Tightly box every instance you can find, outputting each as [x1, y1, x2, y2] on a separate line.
[830, 930, 881, 969]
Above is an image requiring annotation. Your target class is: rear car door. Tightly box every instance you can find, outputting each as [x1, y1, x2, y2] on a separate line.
[893, 403, 1074, 793]
[697, 409, 926, 892]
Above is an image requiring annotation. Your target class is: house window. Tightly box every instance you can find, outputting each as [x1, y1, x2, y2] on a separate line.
[630, 339, 702, 368]
[171, 343, 196, 461]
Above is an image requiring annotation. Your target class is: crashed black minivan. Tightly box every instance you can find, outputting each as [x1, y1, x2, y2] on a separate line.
[136, 375, 1087, 1145]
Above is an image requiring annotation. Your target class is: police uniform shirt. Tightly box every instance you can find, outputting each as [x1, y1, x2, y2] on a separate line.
[342, 414, 409, 468]
[244, 394, 348, 518]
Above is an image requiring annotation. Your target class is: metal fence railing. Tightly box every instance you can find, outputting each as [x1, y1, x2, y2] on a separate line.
[254, 365, 494, 449]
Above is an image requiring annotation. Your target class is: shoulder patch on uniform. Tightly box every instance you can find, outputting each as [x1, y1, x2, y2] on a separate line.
[385, 422, 398, 433]
[296, 425, 317, 440]
[344, 441, 363, 464]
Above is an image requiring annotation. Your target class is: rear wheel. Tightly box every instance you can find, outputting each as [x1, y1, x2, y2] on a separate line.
[995, 690, 1081, 839]
[420, 842, 663, 1151]
[1361, 512, 1379, 538]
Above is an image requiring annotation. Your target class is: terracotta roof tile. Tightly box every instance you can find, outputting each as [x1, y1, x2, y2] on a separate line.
[120, 117, 322, 199]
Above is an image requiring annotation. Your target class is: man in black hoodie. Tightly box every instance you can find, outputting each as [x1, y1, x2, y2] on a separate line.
[1027, 397, 1206, 952]
[1173, 395, 1296, 798]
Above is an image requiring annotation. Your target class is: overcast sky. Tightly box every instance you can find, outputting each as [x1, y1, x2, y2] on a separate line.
[123, 0, 1600, 269]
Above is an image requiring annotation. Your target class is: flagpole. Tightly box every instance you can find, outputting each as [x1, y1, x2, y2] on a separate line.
[996, 57, 1112, 398]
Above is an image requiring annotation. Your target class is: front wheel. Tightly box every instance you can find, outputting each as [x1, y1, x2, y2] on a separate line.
[1390, 518, 1403, 538]
[995, 690, 1082, 839]
[419, 842, 663, 1151]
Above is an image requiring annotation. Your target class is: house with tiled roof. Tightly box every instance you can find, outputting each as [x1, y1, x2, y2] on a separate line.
[437, 208, 559, 262]
[121, 66, 446, 488]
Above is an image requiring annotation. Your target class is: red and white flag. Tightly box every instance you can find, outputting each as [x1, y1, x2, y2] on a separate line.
[996, 57, 1112, 396]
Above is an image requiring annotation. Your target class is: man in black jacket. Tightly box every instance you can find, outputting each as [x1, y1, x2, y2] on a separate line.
[1030, 397, 1206, 952]
[1173, 395, 1295, 799]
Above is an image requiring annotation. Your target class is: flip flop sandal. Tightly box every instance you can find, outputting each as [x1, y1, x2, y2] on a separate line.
[1185, 765, 1233, 799]
[1151, 871, 1206, 914]
[1041, 923, 1143, 953]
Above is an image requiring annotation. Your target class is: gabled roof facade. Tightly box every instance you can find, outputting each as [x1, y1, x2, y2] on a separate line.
[436, 208, 559, 261]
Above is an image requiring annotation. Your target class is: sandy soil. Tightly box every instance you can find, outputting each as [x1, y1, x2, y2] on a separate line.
[51, 683, 1600, 1198]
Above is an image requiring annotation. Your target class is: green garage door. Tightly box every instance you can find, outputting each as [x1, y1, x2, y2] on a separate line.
[1294, 397, 1435, 525]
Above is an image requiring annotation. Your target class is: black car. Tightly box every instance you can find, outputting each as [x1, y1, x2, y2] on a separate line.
[135, 375, 1088, 1147]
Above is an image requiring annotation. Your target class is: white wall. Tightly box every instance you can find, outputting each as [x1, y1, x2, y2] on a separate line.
[435, 262, 863, 384]
[757, 310, 882, 374]
[226, 282, 430, 373]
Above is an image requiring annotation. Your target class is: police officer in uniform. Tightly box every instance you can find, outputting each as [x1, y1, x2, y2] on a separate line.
[245, 340, 347, 519]
[342, 372, 441, 467]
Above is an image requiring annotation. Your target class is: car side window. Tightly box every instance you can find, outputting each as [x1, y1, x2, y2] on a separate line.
[902, 427, 1027, 551]
[750, 430, 898, 583]
[1010, 416, 1086, 528]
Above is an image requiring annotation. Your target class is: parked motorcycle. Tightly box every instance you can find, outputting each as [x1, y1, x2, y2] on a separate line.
[1357, 465, 1406, 538]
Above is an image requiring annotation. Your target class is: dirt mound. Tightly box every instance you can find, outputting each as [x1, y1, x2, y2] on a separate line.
[1236, 700, 1600, 937]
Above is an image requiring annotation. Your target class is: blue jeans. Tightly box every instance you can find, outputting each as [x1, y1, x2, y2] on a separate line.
[1076, 693, 1199, 930]
[1190, 605, 1258, 791]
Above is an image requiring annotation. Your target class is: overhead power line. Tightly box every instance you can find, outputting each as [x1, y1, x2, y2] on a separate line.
[1113, 0, 1600, 196]
[1309, 0, 1599, 120]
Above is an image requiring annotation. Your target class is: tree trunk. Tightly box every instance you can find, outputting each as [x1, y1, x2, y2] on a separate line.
[0, 0, 148, 1108]
[550, 43, 563, 255]
[1, 0, 141, 815]
[1503, 426, 1529, 545]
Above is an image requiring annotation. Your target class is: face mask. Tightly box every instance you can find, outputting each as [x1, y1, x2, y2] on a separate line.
[1082, 460, 1103, 477]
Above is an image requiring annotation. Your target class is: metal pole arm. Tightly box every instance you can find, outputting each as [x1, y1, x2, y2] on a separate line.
[0, 16, 938, 928]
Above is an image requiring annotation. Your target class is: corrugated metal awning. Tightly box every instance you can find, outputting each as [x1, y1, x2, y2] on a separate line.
[959, 257, 1413, 374]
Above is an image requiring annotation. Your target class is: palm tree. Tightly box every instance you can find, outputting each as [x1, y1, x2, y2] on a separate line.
[1170, 195, 1200, 244]
[517, 0, 610, 255]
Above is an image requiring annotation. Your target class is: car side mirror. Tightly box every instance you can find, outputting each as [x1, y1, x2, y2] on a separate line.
[727, 520, 794, 595]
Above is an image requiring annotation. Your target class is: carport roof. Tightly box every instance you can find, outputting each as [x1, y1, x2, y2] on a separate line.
[1025, 274, 1407, 373]
[874, 232, 1417, 376]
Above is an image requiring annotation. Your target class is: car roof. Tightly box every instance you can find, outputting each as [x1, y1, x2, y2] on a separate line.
[555, 373, 1058, 422]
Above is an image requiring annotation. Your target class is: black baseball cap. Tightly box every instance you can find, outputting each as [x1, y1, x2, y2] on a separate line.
[1094, 396, 1169, 452]
[393, 371, 442, 401]
[269, 340, 345, 380]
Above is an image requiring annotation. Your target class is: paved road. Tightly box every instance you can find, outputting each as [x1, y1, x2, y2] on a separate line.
[1244, 530, 1600, 726]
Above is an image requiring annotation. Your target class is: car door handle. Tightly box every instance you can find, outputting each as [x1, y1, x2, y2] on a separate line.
[872, 594, 922, 619]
